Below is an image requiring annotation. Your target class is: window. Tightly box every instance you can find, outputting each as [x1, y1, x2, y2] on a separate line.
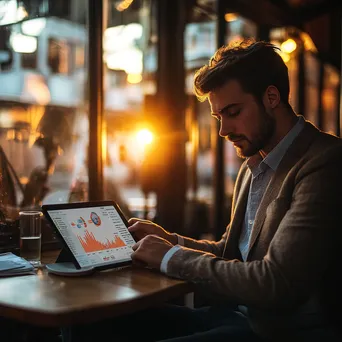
[0, 4, 89, 239]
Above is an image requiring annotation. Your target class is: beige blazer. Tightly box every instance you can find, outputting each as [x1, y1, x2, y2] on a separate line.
[166, 119, 342, 340]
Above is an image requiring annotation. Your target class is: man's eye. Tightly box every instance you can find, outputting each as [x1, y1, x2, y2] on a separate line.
[227, 110, 240, 117]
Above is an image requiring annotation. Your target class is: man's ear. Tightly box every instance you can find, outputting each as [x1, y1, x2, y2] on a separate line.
[263, 85, 280, 109]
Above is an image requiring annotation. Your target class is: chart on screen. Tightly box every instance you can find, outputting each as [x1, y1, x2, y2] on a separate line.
[76, 228, 126, 253]
[69, 211, 129, 253]
[48, 205, 136, 267]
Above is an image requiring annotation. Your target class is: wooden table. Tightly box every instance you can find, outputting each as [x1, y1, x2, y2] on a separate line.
[0, 250, 193, 327]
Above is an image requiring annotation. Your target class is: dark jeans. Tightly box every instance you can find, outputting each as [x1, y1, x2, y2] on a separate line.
[62, 304, 261, 342]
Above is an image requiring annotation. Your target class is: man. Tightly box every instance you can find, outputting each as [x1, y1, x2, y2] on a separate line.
[65, 39, 342, 341]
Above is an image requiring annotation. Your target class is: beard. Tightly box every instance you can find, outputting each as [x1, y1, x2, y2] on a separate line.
[233, 108, 276, 158]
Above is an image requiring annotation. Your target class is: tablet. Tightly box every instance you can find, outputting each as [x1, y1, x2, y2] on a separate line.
[42, 201, 136, 271]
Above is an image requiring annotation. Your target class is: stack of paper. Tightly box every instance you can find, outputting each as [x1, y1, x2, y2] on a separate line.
[0, 252, 36, 277]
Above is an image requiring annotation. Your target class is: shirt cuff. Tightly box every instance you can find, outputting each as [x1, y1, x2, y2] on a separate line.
[160, 245, 182, 274]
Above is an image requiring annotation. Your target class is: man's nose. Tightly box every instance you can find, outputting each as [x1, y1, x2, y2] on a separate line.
[219, 120, 232, 138]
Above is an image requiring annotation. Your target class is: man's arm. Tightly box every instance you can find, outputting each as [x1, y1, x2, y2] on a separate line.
[164, 145, 342, 310]
[160, 231, 229, 273]
[170, 231, 228, 255]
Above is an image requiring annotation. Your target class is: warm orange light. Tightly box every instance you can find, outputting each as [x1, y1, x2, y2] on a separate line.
[224, 13, 238, 22]
[20, 176, 29, 185]
[136, 129, 153, 145]
[127, 73, 142, 84]
[6, 129, 15, 140]
[278, 51, 290, 63]
[116, 0, 133, 11]
[300, 32, 317, 53]
[102, 121, 107, 164]
[281, 38, 297, 54]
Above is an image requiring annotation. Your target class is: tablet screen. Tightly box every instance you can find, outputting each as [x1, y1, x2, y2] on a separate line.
[47, 205, 135, 268]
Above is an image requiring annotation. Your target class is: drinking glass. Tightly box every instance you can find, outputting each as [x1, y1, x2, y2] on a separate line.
[19, 211, 43, 267]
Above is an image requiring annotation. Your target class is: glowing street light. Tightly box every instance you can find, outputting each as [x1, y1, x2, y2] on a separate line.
[136, 129, 153, 145]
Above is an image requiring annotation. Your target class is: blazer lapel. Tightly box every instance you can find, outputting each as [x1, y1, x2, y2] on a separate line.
[247, 121, 319, 259]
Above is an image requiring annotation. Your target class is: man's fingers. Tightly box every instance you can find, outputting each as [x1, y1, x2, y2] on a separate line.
[128, 222, 139, 232]
[128, 218, 142, 226]
[132, 238, 144, 251]
[128, 218, 152, 226]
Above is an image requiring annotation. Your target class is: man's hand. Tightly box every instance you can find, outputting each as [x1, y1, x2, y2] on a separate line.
[128, 218, 177, 245]
[131, 235, 174, 270]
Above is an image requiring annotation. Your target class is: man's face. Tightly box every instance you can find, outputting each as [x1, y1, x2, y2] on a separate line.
[208, 80, 276, 158]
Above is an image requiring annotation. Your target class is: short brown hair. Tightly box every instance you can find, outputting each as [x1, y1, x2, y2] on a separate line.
[193, 38, 290, 106]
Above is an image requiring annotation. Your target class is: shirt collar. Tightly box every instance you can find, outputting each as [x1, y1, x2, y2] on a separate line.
[247, 115, 305, 174]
